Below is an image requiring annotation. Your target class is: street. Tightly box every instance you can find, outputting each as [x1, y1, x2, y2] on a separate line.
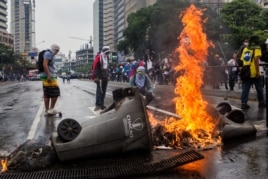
[0, 79, 267, 178]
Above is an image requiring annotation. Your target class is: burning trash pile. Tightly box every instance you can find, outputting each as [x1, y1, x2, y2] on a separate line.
[148, 4, 256, 150]
[148, 4, 221, 150]
[0, 140, 57, 172]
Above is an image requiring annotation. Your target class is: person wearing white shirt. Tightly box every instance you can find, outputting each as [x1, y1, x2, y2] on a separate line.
[227, 52, 238, 91]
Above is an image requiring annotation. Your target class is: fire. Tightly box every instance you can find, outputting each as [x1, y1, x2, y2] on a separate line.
[1, 158, 8, 173]
[149, 5, 220, 149]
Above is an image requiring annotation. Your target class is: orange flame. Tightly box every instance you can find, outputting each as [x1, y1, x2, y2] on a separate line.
[1, 158, 8, 173]
[149, 4, 220, 149]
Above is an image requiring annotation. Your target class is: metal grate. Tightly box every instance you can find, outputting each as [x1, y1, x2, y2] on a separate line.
[0, 150, 203, 179]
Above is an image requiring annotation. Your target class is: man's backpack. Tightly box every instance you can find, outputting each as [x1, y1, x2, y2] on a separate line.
[37, 50, 50, 72]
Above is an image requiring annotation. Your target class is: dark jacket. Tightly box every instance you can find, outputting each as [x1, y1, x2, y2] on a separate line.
[92, 53, 109, 80]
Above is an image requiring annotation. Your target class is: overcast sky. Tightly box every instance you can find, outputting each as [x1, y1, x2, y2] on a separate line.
[8, 0, 94, 57]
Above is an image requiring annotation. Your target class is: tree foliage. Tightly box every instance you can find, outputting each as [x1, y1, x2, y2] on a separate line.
[119, 0, 268, 61]
[220, 0, 266, 48]
[0, 43, 18, 65]
[119, 0, 221, 60]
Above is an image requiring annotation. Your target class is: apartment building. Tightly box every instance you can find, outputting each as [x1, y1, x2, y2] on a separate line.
[10, 0, 35, 54]
[0, 0, 13, 48]
[103, 0, 115, 52]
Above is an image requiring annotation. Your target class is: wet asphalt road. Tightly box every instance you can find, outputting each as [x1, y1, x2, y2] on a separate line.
[0, 79, 267, 178]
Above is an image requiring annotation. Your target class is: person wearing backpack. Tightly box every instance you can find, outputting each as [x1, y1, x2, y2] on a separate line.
[129, 66, 154, 105]
[40, 44, 60, 115]
[239, 35, 265, 109]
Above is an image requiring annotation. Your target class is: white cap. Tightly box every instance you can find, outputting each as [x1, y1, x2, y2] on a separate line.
[265, 38, 268, 44]
[137, 66, 145, 73]
[102, 46, 110, 53]
[51, 44, 60, 53]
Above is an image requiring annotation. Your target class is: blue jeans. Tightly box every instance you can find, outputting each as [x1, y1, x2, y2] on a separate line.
[241, 77, 264, 104]
[95, 79, 108, 107]
[228, 71, 237, 90]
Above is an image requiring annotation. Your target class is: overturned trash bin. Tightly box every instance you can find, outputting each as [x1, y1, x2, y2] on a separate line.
[215, 101, 257, 141]
[51, 87, 153, 161]
[221, 123, 257, 141]
[216, 102, 245, 123]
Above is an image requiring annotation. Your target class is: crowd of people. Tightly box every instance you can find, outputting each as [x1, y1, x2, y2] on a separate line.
[34, 35, 268, 114]
[97, 36, 268, 111]
[107, 54, 176, 86]
[203, 36, 268, 109]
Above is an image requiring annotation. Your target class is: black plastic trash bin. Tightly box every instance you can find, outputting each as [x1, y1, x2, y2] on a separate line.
[52, 88, 153, 161]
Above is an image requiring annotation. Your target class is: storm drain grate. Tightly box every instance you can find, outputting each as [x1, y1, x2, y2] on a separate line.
[0, 150, 203, 179]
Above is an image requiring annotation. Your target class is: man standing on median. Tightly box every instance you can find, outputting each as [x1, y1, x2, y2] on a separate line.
[40, 44, 61, 116]
[92, 46, 110, 111]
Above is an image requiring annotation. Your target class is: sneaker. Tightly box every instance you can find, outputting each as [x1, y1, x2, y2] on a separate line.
[101, 105, 106, 110]
[94, 106, 101, 111]
[258, 102, 266, 108]
[241, 104, 250, 110]
[47, 109, 58, 115]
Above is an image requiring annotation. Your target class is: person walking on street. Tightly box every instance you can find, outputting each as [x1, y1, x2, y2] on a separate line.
[210, 54, 225, 89]
[92, 46, 110, 111]
[40, 44, 61, 115]
[227, 51, 238, 91]
[129, 66, 154, 105]
[239, 35, 266, 109]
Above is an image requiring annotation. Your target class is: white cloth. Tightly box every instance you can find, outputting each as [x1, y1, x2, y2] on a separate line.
[135, 73, 145, 89]
[227, 58, 237, 72]
[147, 59, 153, 70]
[101, 52, 108, 69]
[259, 60, 265, 76]
[163, 58, 170, 69]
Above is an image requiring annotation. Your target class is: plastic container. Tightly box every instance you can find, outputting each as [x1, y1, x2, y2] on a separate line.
[52, 88, 153, 161]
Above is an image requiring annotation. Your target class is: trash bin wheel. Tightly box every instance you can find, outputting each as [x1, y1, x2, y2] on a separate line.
[57, 118, 81, 142]
[226, 109, 245, 124]
[216, 102, 232, 115]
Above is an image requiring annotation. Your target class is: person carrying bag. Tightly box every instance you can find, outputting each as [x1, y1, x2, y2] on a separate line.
[239, 35, 265, 109]
[239, 50, 254, 81]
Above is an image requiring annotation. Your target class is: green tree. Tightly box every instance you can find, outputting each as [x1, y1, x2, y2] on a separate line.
[117, 40, 130, 55]
[220, 0, 266, 48]
[120, 0, 220, 60]
[123, 7, 151, 59]
[74, 63, 91, 74]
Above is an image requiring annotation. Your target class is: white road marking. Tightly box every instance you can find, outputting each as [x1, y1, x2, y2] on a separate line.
[84, 116, 96, 119]
[27, 101, 44, 140]
[88, 106, 101, 116]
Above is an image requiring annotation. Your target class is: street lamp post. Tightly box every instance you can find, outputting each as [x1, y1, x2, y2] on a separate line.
[36, 41, 45, 46]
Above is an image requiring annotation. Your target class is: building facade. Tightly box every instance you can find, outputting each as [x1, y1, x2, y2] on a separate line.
[75, 43, 94, 69]
[93, 0, 103, 55]
[0, 0, 7, 32]
[10, 0, 35, 54]
[0, 0, 13, 48]
[103, 0, 115, 52]
[114, 0, 125, 46]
